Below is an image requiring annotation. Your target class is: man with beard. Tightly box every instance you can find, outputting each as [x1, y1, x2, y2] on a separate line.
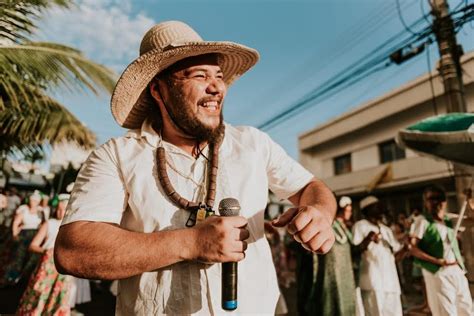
[54, 21, 336, 315]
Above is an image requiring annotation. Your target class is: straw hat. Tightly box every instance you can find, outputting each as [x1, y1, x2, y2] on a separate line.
[360, 195, 379, 211]
[111, 20, 260, 129]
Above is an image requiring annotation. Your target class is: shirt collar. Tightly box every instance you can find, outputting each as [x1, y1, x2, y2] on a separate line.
[125, 118, 231, 159]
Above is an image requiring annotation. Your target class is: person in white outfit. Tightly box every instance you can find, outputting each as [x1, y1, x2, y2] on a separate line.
[409, 185, 473, 316]
[352, 196, 405, 316]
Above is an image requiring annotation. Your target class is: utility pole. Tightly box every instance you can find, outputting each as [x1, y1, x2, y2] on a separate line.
[430, 0, 466, 113]
[430, 0, 473, 292]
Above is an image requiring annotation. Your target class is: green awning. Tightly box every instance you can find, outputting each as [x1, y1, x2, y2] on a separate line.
[397, 113, 474, 167]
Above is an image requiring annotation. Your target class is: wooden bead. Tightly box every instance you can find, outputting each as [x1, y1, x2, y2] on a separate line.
[155, 139, 222, 212]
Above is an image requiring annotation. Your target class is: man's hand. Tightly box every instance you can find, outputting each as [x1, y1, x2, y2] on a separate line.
[189, 215, 249, 263]
[271, 206, 335, 253]
[358, 231, 380, 252]
[368, 231, 381, 243]
[437, 258, 457, 267]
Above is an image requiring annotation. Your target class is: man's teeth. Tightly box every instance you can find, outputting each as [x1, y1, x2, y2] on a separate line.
[201, 101, 219, 110]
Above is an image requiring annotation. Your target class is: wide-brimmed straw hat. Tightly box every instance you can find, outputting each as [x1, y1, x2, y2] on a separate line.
[111, 20, 260, 129]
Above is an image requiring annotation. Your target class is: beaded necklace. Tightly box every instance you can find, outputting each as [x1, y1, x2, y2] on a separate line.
[156, 139, 221, 227]
[333, 219, 353, 244]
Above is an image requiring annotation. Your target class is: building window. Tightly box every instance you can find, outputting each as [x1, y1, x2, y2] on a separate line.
[379, 139, 405, 163]
[334, 154, 352, 175]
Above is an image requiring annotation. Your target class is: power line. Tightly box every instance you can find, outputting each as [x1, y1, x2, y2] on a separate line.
[420, 0, 433, 24]
[397, 0, 423, 36]
[249, 0, 418, 116]
[258, 4, 473, 131]
[258, 16, 431, 130]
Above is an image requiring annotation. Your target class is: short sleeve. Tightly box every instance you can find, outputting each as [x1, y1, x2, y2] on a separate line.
[15, 205, 28, 215]
[352, 221, 366, 246]
[259, 130, 313, 200]
[62, 140, 127, 226]
[409, 216, 427, 240]
[385, 227, 402, 252]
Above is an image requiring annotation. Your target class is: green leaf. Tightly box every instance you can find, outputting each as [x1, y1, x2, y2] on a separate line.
[0, 42, 117, 109]
[0, 85, 96, 151]
[0, 0, 72, 42]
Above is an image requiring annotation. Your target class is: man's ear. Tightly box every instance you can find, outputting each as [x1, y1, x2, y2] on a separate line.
[149, 80, 163, 104]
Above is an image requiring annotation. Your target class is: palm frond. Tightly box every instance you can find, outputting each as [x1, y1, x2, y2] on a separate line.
[0, 83, 96, 151]
[0, 41, 117, 109]
[0, 0, 71, 42]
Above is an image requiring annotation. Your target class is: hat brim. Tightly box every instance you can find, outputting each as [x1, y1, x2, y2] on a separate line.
[111, 41, 259, 129]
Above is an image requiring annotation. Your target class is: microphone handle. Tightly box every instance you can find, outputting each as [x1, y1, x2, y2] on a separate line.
[222, 261, 237, 310]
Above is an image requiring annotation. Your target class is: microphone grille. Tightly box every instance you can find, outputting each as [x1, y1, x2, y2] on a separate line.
[219, 198, 240, 217]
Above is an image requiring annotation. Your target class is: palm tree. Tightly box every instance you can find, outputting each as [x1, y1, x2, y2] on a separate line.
[0, 0, 117, 153]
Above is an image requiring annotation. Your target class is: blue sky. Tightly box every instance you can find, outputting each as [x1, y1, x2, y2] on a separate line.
[36, 0, 474, 158]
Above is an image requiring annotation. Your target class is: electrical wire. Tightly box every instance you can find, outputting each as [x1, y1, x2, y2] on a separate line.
[420, 0, 432, 24]
[258, 16, 432, 130]
[250, 0, 418, 115]
[339, 51, 422, 117]
[397, 0, 423, 36]
[258, 4, 473, 131]
[259, 62, 392, 130]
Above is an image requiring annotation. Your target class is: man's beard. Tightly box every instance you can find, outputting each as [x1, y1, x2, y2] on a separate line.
[165, 88, 225, 144]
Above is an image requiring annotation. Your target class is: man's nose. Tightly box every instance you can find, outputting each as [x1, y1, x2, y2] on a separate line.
[206, 77, 226, 95]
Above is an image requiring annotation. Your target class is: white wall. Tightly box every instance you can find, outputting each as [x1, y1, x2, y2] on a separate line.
[321, 159, 334, 179]
[352, 146, 379, 171]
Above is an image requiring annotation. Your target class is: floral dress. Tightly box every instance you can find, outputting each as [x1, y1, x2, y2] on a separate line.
[16, 219, 73, 315]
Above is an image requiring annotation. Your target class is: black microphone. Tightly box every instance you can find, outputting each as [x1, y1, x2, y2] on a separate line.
[219, 197, 241, 311]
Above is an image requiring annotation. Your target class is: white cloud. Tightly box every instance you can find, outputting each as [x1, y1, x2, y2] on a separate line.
[36, 0, 155, 72]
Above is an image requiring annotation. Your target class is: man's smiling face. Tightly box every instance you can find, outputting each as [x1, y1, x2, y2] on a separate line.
[158, 54, 227, 142]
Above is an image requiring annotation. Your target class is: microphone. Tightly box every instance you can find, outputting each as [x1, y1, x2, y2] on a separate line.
[219, 197, 241, 311]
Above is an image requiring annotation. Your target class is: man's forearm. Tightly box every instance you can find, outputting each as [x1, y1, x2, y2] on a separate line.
[54, 221, 196, 280]
[291, 179, 336, 220]
[410, 245, 441, 265]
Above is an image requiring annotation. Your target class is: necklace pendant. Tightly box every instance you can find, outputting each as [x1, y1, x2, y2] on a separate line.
[196, 203, 215, 223]
[185, 204, 215, 227]
[185, 211, 197, 227]
[196, 207, 207, 223]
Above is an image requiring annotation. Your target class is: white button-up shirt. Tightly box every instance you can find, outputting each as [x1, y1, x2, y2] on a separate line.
[352, 219, 402, 293]
[63, 119, 313, 315]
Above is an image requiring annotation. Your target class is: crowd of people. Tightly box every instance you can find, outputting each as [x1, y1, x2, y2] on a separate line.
[0, 188, 92, 315]
[285, 185, 473, 316]
[1, 185, 472, 315]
